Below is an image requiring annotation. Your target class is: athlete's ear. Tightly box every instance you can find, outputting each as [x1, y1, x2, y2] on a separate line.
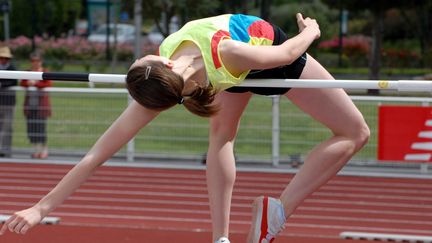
[162, 58, 173, 69]
[165, 61, 174, 69]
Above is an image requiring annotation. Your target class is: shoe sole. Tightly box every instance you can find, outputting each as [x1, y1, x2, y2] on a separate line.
[247, 196, 268, 243]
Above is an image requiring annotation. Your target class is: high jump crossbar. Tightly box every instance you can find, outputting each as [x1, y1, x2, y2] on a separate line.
[0, 70, 431, 92]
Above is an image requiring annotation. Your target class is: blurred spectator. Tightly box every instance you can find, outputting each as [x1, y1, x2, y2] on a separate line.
[20, 51, 52, 159]
[0, 46, 17, 157]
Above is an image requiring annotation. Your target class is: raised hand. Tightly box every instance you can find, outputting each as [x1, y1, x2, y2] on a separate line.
[296, 13, 321, 39]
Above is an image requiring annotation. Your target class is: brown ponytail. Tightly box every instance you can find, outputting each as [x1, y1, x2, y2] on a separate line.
[181, 80, 219, 117]
[126, 61, 219, 117]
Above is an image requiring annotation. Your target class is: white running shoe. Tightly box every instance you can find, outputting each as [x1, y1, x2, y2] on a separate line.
[214, 237, 230, 243]
[247, 196, 286, 243]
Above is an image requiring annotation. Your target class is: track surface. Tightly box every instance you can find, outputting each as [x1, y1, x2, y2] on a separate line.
[0, 162, 431, 242]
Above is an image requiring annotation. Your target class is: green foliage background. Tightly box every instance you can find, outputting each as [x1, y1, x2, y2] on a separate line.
[9, 0, 82, 38]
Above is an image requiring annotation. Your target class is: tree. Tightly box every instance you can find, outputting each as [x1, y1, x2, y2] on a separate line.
[260, 0, 272, 20]
[138, 0, 219, 38]
[220, 0, 248, 14]
[9, 0, 82, 38]
[269, 1, 338, 41]
[400, 0, 432, 67]
[322, 0, 412, 94]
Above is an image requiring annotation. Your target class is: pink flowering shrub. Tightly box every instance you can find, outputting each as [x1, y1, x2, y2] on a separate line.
[318, 35, 371, 66]
[381, 48, 420, 68]
[1, 36, 159, 62]
[318, 35, 420, 68]
[6, 36, 33, 58]
[318, 35, 371, 56]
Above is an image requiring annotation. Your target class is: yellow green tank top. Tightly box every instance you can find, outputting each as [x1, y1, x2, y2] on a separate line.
[159, 14, 274, 91]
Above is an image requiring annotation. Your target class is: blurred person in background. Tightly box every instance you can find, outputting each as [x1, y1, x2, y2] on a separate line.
[20, 51, 52, 159]
[0, 46, 17, 158]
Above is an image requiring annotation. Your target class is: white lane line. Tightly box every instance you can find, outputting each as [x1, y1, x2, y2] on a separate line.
[0, 186, 211, 199]
[311, 191, 432, 202]
[0, 201, 213, 215]
[0, 172, 431, 196]
[0, 193, 212, 206]
[2, 185, 432, 202]
[2, 199, 431, 222]
[297, 205, 432, 217]
[0, 210, 212, 224]
[1, 177, 432, 197]
[1, 166, 430, 188]
[2, 200, 431, 219]
[295, 214, 432, 226]
[304, 198, 432, 209]
[285, 223, 432, 236]
[2, 192, 432, 210]
[0, 166, 431, 189]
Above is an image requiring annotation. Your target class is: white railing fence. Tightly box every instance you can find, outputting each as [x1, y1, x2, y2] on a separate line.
[0, 71, 430, 172]
[2, 87, 431, 173]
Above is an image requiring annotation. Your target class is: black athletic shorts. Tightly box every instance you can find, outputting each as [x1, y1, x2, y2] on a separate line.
[226, 24, 307, 95]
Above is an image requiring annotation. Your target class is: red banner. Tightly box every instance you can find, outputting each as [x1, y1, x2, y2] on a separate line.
[378, 105, 432, 162]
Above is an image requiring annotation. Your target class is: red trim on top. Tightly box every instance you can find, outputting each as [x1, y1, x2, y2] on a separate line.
[210, 30, 230, 69]
[248, 20, 274, 42]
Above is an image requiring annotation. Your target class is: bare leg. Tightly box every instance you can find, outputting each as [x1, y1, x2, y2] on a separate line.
[207, 91, 252, 241]
[280, 54, 370, 217]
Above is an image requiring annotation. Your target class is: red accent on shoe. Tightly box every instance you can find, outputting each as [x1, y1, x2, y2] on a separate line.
[38, 152, 48, 159]
[259, 196, 269, 242]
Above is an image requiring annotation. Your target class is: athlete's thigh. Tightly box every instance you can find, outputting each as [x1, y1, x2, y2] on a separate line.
[285, 54, 366, 135]
[210, 91, 252, 136]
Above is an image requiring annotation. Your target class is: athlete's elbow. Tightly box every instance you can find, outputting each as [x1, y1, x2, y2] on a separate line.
[283, 52, 297, 65]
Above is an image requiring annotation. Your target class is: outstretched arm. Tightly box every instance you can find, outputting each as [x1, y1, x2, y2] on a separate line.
[220, 13, 321, 73]
[0, 101, 159, 235]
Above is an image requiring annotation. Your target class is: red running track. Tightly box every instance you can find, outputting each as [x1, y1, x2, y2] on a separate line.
[0, 162, 431, 243]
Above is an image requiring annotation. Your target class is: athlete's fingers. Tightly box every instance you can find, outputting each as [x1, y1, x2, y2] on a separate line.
[14, 220, 27, 234]
[0, 222, 8, 235]
[296, 13, 304, 22]
[20, 224, 30, 235]
[1, 215, 14, 235]
[7, 216, 20, 232]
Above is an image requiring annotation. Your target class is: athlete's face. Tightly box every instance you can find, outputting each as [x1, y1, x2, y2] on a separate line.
[129, 55, 172, 70]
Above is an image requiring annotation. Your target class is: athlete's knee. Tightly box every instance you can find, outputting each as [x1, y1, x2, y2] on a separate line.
[348, 120, 370, 152]
[210, 118, 239, 142]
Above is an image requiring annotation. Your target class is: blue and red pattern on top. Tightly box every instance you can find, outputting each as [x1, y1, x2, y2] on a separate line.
[211, 14, 274, 69]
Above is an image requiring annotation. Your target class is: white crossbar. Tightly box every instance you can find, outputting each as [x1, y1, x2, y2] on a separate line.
[0, 70, 431, 91]
[0, 215, 60, 225]
[340, 232, 432, 243]
[0, 71, 43, 80]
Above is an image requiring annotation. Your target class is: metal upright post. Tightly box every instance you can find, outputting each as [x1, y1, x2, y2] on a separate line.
[1, 0, 10, 41]
[126, 0, 142, 163]
[105, 0, 111, 60]
[272, 96, 280, 167]
[134, 0, 142, 60]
